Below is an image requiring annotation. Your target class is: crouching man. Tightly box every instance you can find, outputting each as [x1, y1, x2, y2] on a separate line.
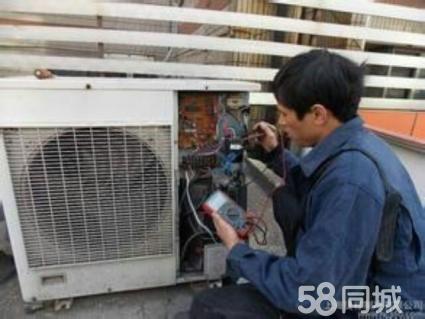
[190, 50, 425, 318]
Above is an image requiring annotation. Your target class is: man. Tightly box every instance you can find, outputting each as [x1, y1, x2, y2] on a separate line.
[190, 50, 425, 318]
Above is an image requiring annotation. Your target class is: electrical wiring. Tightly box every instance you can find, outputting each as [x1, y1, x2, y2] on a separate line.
[180, 232, 201, 265]
[252, 224, 268, 246]
[185, 170, 217, 243]
[181, 208, 198, 233]
[180, 231, 213, 265]
[181, 110, 284, 248]
[216, 110, 237, 141]
[192, 139, 224, 156]
[222, 152, 237, 175]
[244, 183, 283, 241]
[239, 211, 268, 242]
[180, 193, 209, 233]
[226, 127, 236, 139]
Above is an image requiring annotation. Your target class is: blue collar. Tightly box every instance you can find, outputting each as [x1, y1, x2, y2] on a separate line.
[300, 116, 364, 177]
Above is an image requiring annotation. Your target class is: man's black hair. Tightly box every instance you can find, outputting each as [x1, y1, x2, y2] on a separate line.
[272, 49, 365, 122]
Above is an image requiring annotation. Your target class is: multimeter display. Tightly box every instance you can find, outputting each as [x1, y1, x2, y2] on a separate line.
[203, 190, 246, 230]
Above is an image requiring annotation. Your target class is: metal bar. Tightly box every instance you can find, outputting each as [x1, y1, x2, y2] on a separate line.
[1, 2, 423, 46]
[1, 53, 424, 90]
[9, 26, 425, 68]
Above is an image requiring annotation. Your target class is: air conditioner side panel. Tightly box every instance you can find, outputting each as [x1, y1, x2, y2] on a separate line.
[0, 130, 30, 296]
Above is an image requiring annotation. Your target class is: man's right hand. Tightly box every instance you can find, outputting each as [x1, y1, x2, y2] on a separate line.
[252, 121, 279, 153]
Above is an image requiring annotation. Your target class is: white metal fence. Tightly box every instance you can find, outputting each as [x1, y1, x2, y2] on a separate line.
[0, 0, 424, 110]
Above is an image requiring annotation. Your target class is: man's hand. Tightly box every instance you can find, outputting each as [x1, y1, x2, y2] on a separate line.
[210, 212, 243, 250]
[252, 121, 279, 152]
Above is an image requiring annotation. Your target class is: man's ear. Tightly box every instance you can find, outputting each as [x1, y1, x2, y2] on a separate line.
[310, 104, 328, 125]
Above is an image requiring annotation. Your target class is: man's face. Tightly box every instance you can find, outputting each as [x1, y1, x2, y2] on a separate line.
[276, 104, 320, 147]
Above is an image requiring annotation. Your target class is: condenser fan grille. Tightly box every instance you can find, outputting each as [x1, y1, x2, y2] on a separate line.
[4, 126, 173, 268]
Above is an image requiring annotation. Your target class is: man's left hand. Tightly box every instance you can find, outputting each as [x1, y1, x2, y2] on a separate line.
[210, 212, 243, 250]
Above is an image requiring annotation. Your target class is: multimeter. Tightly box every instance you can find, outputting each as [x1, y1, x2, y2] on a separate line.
[202, 190, 246, 230]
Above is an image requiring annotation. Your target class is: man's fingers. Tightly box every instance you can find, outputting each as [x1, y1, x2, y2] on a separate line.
[253, 122, 278, 144]
[254, 122, 276, 134]
[245, 211, 257, 222]
[253, 121, 269, 132]
[252, 122, 279, 152]
[211, 211, 237, 234]
[210, 211, 225, 228]
[210, 211, 219, 221]
[211, 211, 228, 227]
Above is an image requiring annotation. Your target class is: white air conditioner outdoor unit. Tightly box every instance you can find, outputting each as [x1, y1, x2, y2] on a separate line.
[0, 77, 260, 304]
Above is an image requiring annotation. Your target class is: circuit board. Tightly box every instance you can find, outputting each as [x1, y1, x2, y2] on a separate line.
[178, 92, 219, 150]
[178, 92, 249, 150]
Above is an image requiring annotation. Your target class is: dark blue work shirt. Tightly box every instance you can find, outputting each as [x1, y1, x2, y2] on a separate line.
[227, 117, 425, 314]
